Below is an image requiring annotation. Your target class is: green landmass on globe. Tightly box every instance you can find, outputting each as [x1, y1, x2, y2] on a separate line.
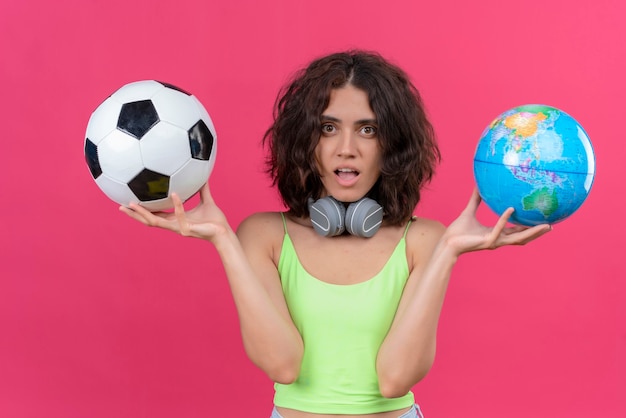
[522, 187, 558, 217]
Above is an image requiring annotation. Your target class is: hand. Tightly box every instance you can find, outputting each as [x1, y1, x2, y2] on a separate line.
[443, 188, 552, 256]
[119, 183, 230, 242]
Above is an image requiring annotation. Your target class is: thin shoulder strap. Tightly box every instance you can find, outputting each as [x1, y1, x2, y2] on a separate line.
[403, 216, 416, 238]
[280, 212, 288, 234]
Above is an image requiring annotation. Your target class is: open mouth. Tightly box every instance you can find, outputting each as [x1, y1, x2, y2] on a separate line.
[335, 168, 359, 181]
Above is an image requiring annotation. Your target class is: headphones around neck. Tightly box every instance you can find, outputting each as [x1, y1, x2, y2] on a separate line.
[308, 196, 383, 238]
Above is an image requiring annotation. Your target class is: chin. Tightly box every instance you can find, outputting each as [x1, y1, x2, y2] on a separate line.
[330, 192, 366, 203]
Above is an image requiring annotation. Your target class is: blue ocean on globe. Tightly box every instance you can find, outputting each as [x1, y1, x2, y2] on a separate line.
[473, 104, 595, 226]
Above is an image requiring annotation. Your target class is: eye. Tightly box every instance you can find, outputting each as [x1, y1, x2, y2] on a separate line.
[359, 125, 377, 137]
[321, 123, 336, 135]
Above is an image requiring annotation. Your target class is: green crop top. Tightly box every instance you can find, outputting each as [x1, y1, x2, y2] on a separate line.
[274, 214, 415, 414]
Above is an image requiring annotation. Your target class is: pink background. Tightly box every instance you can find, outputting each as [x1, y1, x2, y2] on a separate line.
[1, 0, 624, 417]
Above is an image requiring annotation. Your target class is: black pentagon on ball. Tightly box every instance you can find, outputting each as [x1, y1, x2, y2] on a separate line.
[128, 169, 170, 201]
[84, 138, 102, 179]
[188, 120, 215, 160]
[156, 81, 191, 96]
[117, 100, 159, 139]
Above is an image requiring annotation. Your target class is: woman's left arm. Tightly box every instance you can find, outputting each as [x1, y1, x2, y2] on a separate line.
[376, 189, 552, 398]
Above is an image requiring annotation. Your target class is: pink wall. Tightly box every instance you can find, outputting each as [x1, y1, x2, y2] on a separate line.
[1, 0, 624, 416]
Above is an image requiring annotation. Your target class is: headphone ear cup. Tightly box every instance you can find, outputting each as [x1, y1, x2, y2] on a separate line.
[309, 197, 346, 237]
[345, 198, 383, 238]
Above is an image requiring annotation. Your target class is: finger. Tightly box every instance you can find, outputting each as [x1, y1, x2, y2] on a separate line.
[171, 193, 192, 235]
[464, 188, 483, 215]
[503, 223, 551, 246]
[493, 207, 515, 232]
[516, 224, 552, 244]
[484, 207, 515, 247]
[502, 224, 529, 235]
[119, 204, 154, 225]
[119, 205, 148, 224]
[127, 202, 178, 230]
[198, 182, 214, 205]
[472, 188, 482, 204]
[119, 205, 132, 215]
[171, 192, 183, 207]
[129, 202, 157, 220]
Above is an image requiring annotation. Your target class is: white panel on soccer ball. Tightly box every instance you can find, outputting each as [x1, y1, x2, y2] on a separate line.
[192, 96, 218, 136]
[169, 158, 212, 203]
[111, 80, 164, 103]
[85, 97, 122, 145]
[95, 174, 140, 207]
[151, 87, 201, 129]
[140, 122, 191, 175]
[139, 197, 174, 212]
[98, 130, 143, 182]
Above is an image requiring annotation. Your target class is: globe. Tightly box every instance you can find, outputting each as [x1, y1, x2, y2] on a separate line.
[473, 104, 595, 226]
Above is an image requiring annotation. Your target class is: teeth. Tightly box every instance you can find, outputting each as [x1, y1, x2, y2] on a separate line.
[337, 168, 355, 172]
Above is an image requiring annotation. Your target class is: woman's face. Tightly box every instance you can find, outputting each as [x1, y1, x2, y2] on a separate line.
[314, 84, 382, 203]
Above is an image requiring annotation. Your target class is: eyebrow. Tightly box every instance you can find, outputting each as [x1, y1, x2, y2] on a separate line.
[320, 115, 378, 125]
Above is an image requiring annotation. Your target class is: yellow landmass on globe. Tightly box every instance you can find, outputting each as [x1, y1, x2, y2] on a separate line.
[504, 112, 547, 137]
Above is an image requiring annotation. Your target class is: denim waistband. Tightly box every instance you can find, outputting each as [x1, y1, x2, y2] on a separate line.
[270, 404, 423, 418]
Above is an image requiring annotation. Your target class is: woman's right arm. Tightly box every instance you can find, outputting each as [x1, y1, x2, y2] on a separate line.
[231, 212, 304, 383]
[120, 183, 303, 384]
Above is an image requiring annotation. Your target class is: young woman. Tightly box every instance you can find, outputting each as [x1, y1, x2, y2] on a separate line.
[120, 51, 551, 418]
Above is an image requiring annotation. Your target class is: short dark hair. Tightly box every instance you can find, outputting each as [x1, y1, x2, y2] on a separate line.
[263, 50, 440, 225]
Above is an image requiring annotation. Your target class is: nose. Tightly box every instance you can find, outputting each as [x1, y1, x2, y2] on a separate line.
[337, 131, 356, 157]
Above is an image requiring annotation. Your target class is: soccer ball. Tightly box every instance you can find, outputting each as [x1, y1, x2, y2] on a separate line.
[84, 80, 217, 211]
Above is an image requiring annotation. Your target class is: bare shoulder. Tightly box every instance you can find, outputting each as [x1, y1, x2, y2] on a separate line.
[405, 217, 446, 264]
[236, 213, 288, 297]
[407, 216, 446, 241]
[236, 212, 285, 256]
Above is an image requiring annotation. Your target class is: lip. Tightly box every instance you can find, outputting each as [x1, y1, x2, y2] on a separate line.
[334, 167, 360, 187]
